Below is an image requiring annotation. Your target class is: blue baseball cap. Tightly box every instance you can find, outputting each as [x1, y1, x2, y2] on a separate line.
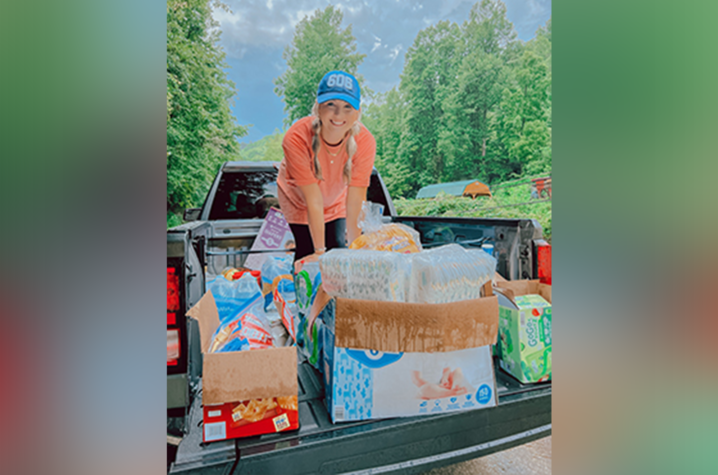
[317, 71, 361, 110]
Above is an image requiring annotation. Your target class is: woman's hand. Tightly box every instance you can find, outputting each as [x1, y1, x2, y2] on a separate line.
[293, 250, 325, 274]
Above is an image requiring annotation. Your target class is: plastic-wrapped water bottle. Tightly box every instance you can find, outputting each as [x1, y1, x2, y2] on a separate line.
[207, 275, 244, 325]
[319, 249, 409, 302]
[295, 261, 322, 366]
[408, 244, 496, 304]
[233, 272, 266, 323]
[261, 255, 293, 311]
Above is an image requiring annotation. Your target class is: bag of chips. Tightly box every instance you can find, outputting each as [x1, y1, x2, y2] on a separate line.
[349, 201, 422, 253]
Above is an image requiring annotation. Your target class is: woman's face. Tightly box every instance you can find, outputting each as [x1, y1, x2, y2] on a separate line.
[317, 99, 360, 141]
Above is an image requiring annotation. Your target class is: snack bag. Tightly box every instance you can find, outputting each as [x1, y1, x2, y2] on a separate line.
[210, 311, 274, 353]
[349, 201, 422, 253]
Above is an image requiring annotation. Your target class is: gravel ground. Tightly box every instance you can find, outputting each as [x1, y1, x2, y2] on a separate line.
[420, 436, 551, 475]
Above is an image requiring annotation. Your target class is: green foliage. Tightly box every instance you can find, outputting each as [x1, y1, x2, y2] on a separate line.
[361, 0, 550, 198]
[395, 179, 551, 243]
[167, 0, 246, 227]
[274, 5, 366, 126]
[240, 130, 286, 162]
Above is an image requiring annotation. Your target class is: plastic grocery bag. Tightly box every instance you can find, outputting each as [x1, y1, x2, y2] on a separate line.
[349, 201, 422, 253]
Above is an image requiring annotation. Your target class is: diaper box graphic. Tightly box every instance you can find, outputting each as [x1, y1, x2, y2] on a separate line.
[315, 284, 500, 422]
[494, 280, 552, 384]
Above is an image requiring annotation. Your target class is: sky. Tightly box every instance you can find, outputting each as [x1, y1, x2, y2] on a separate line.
[212, 0, 551, 144]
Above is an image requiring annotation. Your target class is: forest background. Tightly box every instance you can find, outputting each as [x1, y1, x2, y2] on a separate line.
[167, 0, 552, 240]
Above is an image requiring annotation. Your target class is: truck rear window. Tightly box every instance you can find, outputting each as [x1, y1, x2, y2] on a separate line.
[208, 170, 279, 220]
[208, 169, 391, 220]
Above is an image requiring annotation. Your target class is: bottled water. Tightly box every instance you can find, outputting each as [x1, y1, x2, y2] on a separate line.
[295, 261, 323, 367]
[207, 275, 243, 325]
[295, 261, 322, 317]
[260, 255, 293, 310]
[319, 249, 409, 302]
[408, 244, 496, 304]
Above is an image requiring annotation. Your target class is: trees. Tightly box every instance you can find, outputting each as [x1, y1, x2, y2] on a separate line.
[398, 21, 463, 195]
[166, 0, 246, 225]
[251, 1, 551, 199]
[274, 6, 366, 126]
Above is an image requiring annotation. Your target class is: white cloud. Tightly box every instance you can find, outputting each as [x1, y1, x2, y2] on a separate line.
[290, 9, 314, 28]
[371, 34, 382, 53]
[388, 44, 403, 65]
[267, 0, 274, 11]
[212, 6, 241, 27]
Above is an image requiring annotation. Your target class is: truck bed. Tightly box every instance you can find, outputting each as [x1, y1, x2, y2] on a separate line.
[170, 356, 551, 475]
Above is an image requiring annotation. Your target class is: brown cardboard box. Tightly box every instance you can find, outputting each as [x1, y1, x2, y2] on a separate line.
[187, 291, 298, 442]
[319, 284, 500, 422]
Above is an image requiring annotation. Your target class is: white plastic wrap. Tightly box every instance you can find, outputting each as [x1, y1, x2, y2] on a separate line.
[408, 244, 497, 304]
[319, 249, 411, 302]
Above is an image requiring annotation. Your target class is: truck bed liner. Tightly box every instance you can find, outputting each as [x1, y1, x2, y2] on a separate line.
[170, 357, 551, 475]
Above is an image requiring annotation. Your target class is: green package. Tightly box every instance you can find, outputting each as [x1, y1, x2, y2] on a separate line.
[498, 294, 552, 383]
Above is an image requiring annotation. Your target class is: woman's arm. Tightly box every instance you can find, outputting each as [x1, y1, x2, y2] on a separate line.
[298, 183, 325, 253]
[346, 186, 367, 245]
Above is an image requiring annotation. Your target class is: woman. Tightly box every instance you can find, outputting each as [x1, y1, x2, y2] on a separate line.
[277, 70, 376, 263]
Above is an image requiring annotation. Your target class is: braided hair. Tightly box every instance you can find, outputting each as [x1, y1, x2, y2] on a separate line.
[310, 101, 361, 184]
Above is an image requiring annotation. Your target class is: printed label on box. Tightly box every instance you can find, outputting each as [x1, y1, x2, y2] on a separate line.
[328, 346, 496, 421]
[272, 413, 290, 432]
[498, 294, 552, 383]
[204, 422, 227, 442]
[244, 208, 295, 270]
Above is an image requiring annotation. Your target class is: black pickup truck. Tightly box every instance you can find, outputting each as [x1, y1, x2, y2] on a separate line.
[167, 161, 551, 474]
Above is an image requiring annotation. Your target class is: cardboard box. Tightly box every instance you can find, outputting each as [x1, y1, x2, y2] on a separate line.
[494, 280, 552, 383]
[186, 292, 299, 442]
[314, 285, 499, 422]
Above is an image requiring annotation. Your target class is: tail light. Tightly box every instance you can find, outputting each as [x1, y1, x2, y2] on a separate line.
[534, 239, 552, 285]
[167, 329, 180, 364]
[167, 265, 185, 370]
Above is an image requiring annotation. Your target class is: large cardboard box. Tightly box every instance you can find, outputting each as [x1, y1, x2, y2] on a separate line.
[494, 280, 552, 383]
[313, 285, 500, 423]
[187, 292, 299, 442]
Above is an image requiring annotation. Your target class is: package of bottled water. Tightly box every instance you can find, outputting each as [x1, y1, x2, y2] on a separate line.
[260, 255, 293, 311]
[207, 272, 267, 325]
[408, 244, 496, 304]
[319, 249, 410, 302]
[294, 260, 323, 367]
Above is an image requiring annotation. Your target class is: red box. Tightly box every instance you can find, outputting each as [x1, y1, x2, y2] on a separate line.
[202, 397, 299, 442]
[187, 291, 299, 443]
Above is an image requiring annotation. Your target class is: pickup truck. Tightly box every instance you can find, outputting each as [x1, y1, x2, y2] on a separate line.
[167, 161, 552, 474]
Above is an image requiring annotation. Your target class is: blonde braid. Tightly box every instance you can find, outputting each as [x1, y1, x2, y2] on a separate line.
[310, 102, 323, 181]
[343, 119, 361, 184]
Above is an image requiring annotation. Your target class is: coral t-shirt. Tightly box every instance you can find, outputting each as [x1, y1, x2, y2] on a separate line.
[277, 116, 376, 225]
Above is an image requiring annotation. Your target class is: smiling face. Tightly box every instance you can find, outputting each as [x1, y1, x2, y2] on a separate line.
[317, 99, 360, 144]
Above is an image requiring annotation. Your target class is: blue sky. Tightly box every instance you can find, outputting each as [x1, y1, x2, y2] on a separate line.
[212, 0, 551, 144]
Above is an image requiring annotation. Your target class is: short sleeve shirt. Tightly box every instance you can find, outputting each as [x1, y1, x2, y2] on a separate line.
[277, 116, 376, 225]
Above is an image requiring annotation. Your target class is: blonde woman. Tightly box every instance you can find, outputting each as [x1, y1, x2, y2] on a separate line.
[277, 71, 376, 263]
